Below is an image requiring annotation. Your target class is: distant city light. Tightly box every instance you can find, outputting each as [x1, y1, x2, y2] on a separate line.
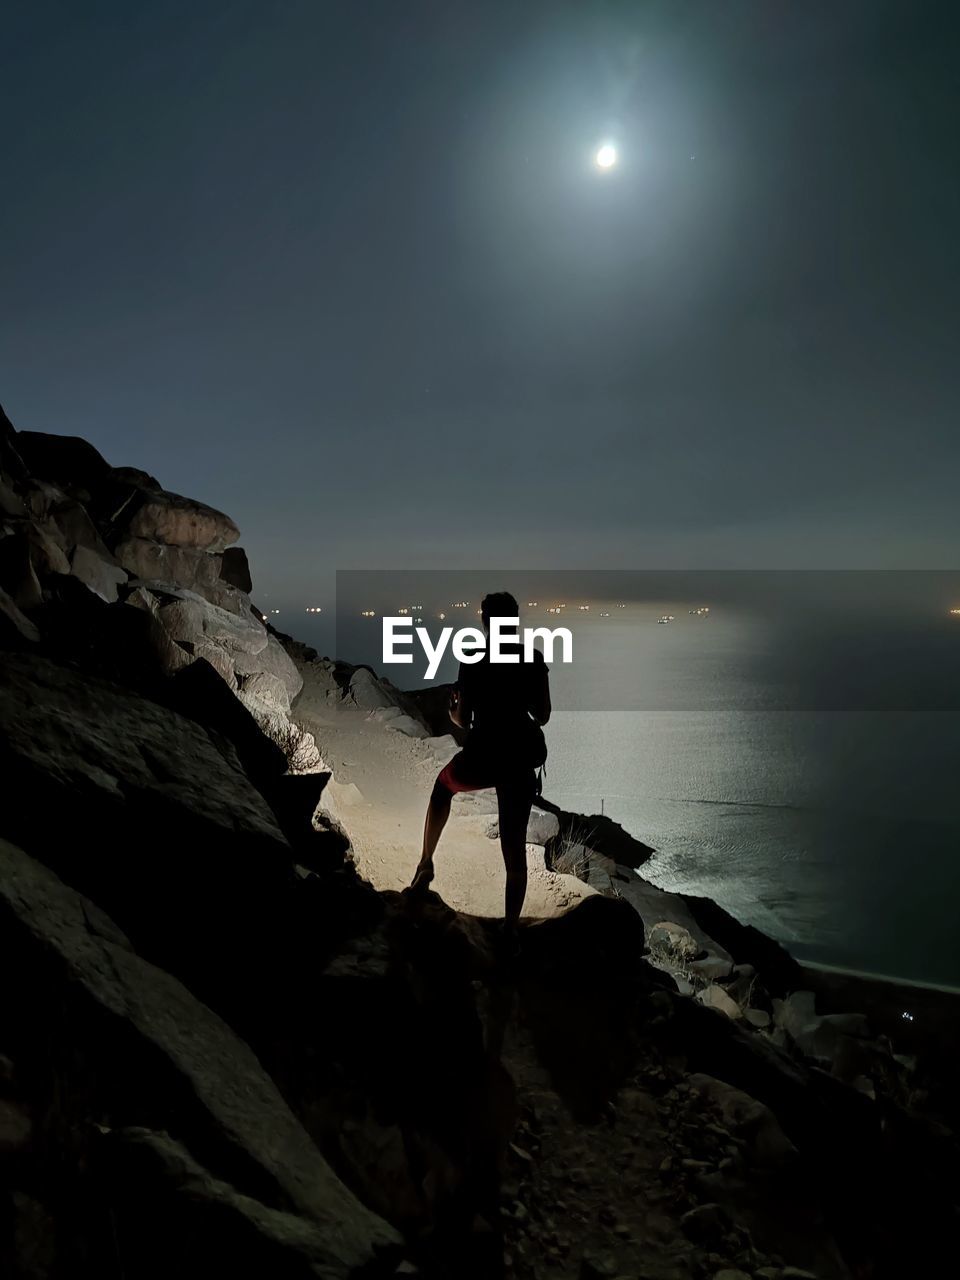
[361, 610, 376, 618]
[305, 606, 322, 613]
[950, 608, 960, 616]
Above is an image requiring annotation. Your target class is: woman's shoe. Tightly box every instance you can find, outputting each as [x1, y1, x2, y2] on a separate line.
[407, 861, 435, 894]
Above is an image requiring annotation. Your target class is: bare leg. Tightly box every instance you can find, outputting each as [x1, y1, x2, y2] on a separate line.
[497, 781, 534, 928]
[410, 779, 452, 892]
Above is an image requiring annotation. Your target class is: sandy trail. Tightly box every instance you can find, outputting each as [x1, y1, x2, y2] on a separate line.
[295, 666, 593, 920]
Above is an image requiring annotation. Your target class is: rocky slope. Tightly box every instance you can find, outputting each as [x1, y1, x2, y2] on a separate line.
[1, 404, 958, 1279]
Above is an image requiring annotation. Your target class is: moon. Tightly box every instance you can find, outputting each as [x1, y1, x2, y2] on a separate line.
[595, 142, 617, 170]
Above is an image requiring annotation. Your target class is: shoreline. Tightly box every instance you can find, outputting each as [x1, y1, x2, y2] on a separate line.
[801, 958, 960, 997]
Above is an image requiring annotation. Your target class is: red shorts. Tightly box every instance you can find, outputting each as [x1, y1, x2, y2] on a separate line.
[436, 750, 536, 799]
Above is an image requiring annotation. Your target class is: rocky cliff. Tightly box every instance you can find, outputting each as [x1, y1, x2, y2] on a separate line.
[1, 404, 958, 1279]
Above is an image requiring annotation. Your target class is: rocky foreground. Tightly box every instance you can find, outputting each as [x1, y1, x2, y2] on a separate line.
[1, 404, 958, 1279]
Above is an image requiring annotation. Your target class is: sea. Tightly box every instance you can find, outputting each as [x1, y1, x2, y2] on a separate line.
[308, 590, 960, 987]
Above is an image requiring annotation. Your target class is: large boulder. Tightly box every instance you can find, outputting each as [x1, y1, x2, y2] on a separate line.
[687, 1073, 799, 1170]
[234, 634, 304, 705]
[70, 544, 129, 603]
[648, 919, 701, 962]
[122, 488, 240, 552]
[24, 520, 70, 575]
[50, 497, 115, 559]
[114, 536, 223, 593]
[103, 1127, 393, 1279]
[0, 839, 401, 1275]
[157, 588, 269, 656]
[348, 666, 396, 710]
[0, 651, 294, 1007]
[14, 430, 110, 496]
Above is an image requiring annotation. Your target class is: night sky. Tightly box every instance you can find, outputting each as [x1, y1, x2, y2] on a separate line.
[2, 1, 958, 612]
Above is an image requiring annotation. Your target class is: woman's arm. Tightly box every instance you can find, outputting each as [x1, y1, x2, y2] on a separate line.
[529, 660, 551, 726]
[449, 684, 472, 730]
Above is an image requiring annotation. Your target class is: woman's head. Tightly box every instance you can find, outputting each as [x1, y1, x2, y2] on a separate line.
[481, 591, 520, 631]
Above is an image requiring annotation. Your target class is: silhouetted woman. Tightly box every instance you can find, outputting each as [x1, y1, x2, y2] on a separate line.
[409, 592, 550, 930]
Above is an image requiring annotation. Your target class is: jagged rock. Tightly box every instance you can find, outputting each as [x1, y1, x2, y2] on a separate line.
[688, 1074, 798, 1169]
[123, 583, 160, 613]
[680, 1202, 730, 1245]
[221, 545, 253, 593]
[0, 651, 294, 999]
[425, 733, 459, 760]
[774, 990, 818, 1036]
[304, 656, 348, 702]
[773, 992, 876, 1076]
[122, 488, 240, 551]
[70, 544, 128, 602]
[0, 839, 400, 1273]
[193, 640, 238, 689]
[233, 634, 303, 704]
[584, 862, 616, 893]
[381, 710, 431, 738]
[649, 920, 700, 961]
[0, 585, 39, 642]
[157, 588, 268, 656]
[15, 430, 110, 495]
[103, 1126, 404, 1278]
[321, 779, 363, 826]
[237, 691, 323, 775]
[697, 984, 743, 1020]
[25, 521, 71, 575]
[617, 879, 731, 961]
[0, 531, 43, 608]
[681, 894, 805, 996]
[285, 727, 323, 775]
[744, 1008, 771, 1030]
[240, 669, 291, 712]
[820, 1011, 871, 1038]
[689, 953, 735, 983]
[0, 475, 26, 517]
[348, 665, 396, 710]
[111, 465, 163, 491]
[51, 498, 115, 558]
[114, 536, 223, 593]
[204, 578, 257, 615]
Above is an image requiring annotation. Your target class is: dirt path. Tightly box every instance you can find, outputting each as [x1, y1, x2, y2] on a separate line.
[295, 666, 593, 921]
